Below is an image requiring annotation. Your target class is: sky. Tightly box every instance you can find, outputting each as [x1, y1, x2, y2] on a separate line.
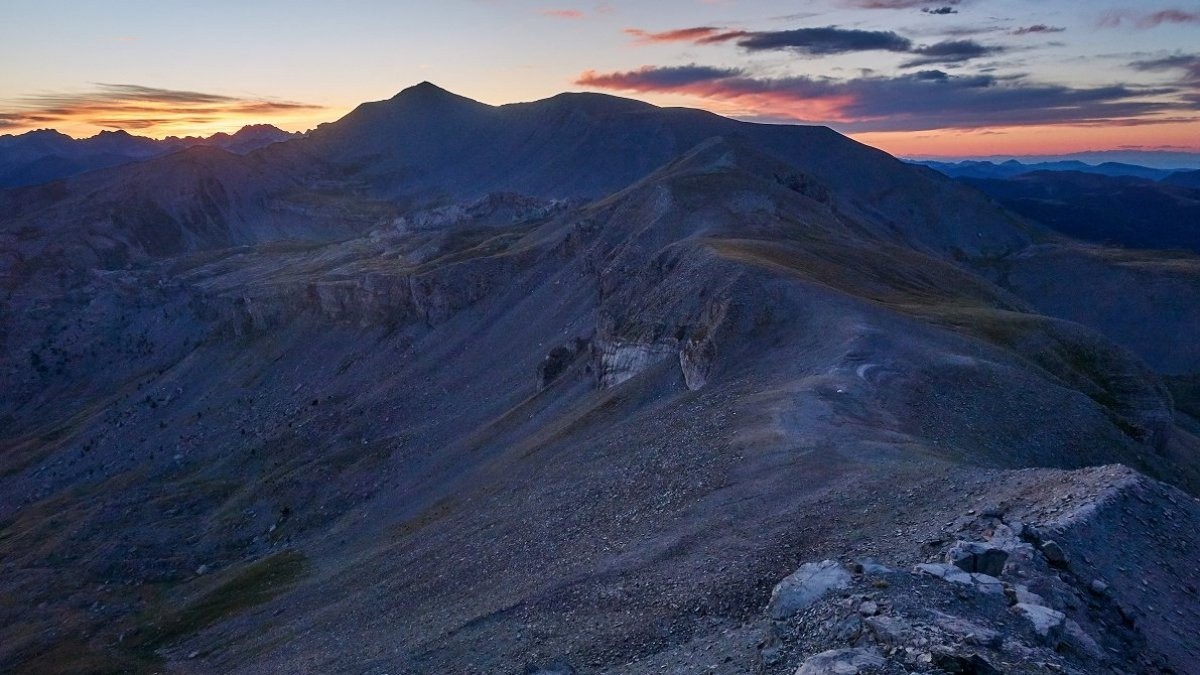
[1, 0, 1199, 157]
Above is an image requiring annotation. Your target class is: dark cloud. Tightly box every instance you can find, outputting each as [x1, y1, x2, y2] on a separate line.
[902, 39, 1003, 66]
[1011, 24, 1066, 35]
[24, 83, 240, 109]
[0, 83, 322, 132]
[574, 65, 1178, 132]
[734, 27, 913, 54]
[621, 25, 1002, 65]
[622, 25, 913, 55]
[1131, 54, 1200, 74]
[1099, 9, 1200, 29]
[1131, 53, 1200, 102]
[576, 65, 743, 90]
[922, 7, 959, 15]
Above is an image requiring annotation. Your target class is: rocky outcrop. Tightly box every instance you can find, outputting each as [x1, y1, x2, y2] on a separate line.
[750, 466, 1200, 675]
[538, 338, 591, 390]
[794, 648, 884, 675]
[592, 300, 731, 390]
[945, 541, 1008, 577]
[768, 560, 852, 621]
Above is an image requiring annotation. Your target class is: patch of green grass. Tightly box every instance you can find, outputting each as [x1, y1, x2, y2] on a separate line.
[132, 549, 310, 651]
[391, 496, 460, 540]
[709, 237, 1006, 311]
[6, 636, 156, 675]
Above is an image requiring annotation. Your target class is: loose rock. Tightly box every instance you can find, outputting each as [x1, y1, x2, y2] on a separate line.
[769, 560, 853, 620]
[947, 541, 1009, 577]
[1014, 603, 1066, 637]
[794, 648, 885, 675]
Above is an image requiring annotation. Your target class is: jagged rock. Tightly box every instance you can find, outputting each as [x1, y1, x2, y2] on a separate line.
[916, 563, 1004, 594]
[930, 649, 1001, 675]
[931, 611, 1001, 647]
[1040, 540, 1068, 569]
[678, 300, 728, 391]
[833, 615, 865, 641]
[794, 648, 885, 675]
[592, 337, 676, 387]
[1014, 603, 1066, 637]
[1008, 584, 1045, 606]
[537, 337, 589, 390]
[946, 541, 1009, 576]
[679, 336, 715, 390]
[769, 560, 853, 620]
[865, 615, 912, 646]
[853, 559, 895, 575]
[1063, 619, 1105, 659]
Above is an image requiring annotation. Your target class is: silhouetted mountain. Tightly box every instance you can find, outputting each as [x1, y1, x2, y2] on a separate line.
[0, 82, 1029, 272]
[2, 84, 1200, 674]
[960, 170, 1200, 252]
[914, 158, 1178, 181]
[916, 150, 1200, 171]
[0, 124, 299, 188]
[1163, 168, 1200, 188]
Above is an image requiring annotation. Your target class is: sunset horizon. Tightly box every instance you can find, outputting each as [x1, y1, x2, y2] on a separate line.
[4, 0, 1200, 158]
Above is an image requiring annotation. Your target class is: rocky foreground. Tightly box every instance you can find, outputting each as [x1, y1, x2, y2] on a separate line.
[1, 85, 1199, 674]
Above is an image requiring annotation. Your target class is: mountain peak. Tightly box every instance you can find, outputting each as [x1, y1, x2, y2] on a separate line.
[390, 81, 469, 103]
[401, 80, 445, 93]
[2, 128, 73, 143]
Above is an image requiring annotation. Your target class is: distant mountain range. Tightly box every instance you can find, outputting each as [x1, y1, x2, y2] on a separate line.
[908, 158, 1200, 252]
[0, 124, 299, 188]
[910, 149, 1200, 171]
[911, 158, 1197, 182]
[958, 170, 1200, 252]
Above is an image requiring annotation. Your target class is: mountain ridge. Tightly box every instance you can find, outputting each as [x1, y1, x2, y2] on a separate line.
[0, 123, 300, 188]
[1, 82, 1199, 674]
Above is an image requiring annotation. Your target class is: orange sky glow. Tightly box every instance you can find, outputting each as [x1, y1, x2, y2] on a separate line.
[4, 1, 1200, 159]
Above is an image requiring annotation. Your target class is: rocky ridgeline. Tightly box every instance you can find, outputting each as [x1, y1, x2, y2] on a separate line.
[393, 192, 576, 232]
[753, 465, 1198, 675]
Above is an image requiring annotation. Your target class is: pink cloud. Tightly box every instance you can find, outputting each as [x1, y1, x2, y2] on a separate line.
[542, 8, 585, 19]
[624, 26, 725, 44]
[1099, 8, 1200, 29]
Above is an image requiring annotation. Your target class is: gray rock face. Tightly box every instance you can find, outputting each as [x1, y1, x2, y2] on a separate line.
[769, 560, 853, 620]
[915, 563, 1005, 595]
[794, 648, 885, 675]
[537, 338, 590, 390]
[1040, 540, 1069, 569]
[931, 649, 1001, 675]
[1013, 603, 1066, 638]
[946, 541, 1009, 576]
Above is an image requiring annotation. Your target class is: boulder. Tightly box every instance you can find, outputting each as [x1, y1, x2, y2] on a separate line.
[916, 563, 1004, 594]
[1013, 603, 1066, 637]
[865, 615, 913, 646]
[931, 649, 1001, 675]
[1040, 540, 1068, 569]
[794, 648, 886, 675]
[769, 560, 852, 620]
[946, 541, 1009, 576]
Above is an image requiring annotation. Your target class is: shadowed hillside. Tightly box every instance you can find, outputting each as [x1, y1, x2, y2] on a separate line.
[2, 84, 1199, 675]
